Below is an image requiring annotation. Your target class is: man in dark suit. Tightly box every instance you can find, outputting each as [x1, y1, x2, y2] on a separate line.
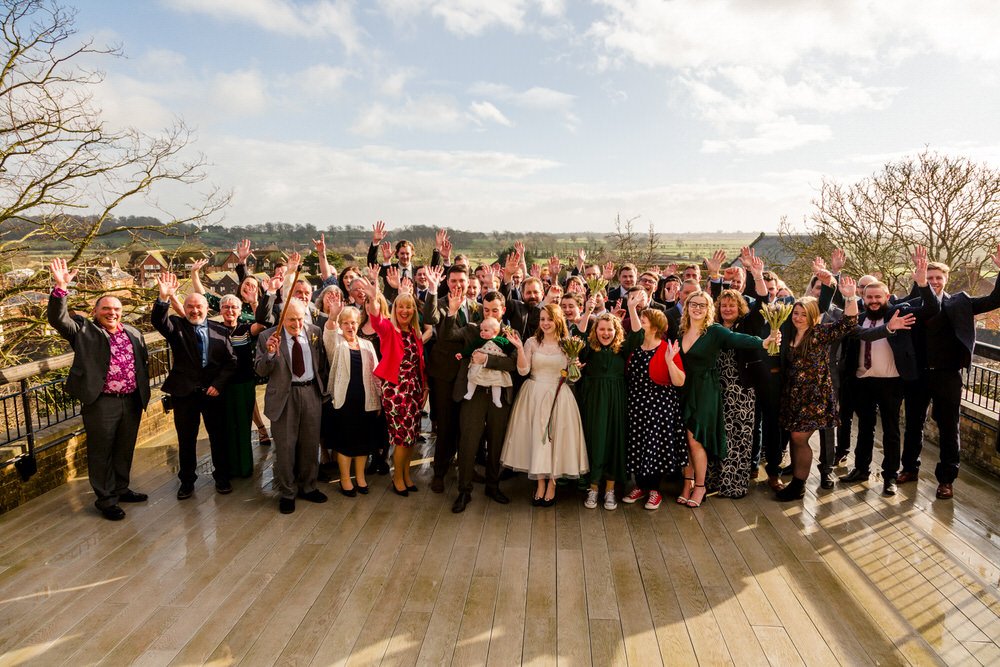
[607, 263, 638, 304]
[438, 290, 518, 512]
[367, 220, 416, 302]
[47, 259, 151, 521]
[840, 258, 938, 495]
[255, 299, 329, 514]
[423, 265, 483, 493]
[152, 272, 237, 500]
[901, 247, 1000, 499]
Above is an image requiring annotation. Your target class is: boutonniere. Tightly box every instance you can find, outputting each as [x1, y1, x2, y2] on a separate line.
[469, 301, 480, 312]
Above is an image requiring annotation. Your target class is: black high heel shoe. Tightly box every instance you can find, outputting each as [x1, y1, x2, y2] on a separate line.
[391, 483, 409, 497]
[356, 483, 369, 495]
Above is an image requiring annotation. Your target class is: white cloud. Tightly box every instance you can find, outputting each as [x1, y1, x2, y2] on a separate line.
[469, 101, 514, 127]
[352, 96, 469, 136]
[297, 64, 353, 95]
[379, 68, 418, 97]
[470, 82, 575, 110]
[211, 70, 269, 115]
[164, 0, 362, 51]
[701, 118, 832, 155]
[377, 0, 565, 36]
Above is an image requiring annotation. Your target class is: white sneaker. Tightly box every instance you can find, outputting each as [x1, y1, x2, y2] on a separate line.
[584, 489, 599, 509]
[603, 491, 618, 510]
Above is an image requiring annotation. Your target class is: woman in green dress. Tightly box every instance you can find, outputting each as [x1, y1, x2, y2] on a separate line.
[678, 291, 779, 508]
[577, 292, 644, 510]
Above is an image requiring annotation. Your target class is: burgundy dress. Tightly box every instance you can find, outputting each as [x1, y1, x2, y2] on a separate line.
[381, 332, 423, 448]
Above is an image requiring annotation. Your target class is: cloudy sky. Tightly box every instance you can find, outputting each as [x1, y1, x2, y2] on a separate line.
[77, 0, 1000, 233]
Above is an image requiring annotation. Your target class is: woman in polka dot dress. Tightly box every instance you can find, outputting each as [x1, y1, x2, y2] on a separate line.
[623, 301, 687, 511]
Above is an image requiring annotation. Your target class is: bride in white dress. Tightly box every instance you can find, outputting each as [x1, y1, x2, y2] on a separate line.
[501, 304, 589, 506]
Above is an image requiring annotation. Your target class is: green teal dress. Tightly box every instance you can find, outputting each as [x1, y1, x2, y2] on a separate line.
[679, 324, 764, 459]
[579, 330, 644, 484]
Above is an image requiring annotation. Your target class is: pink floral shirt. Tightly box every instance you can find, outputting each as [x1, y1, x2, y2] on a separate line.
[103, 328, 137, 395]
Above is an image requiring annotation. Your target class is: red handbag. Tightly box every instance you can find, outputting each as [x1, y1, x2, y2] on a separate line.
[648, 340, 684, 386]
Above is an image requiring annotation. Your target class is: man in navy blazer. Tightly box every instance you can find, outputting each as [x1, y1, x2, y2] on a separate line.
[902, 246, 1000, 499]
[840, 254, 938, 495]
[151, 272, 237, 500]
[47, 259, 151, 520]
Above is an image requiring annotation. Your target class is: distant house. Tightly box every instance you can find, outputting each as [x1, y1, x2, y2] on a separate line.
[169, 249, 211, 271]
[2, 268, 35, 286]
[204, 271, 240, 296]
[76, 264, 135, 292]
[127, 250, 169, 286]
[728, 233, 810, 270]
[254, 246, 288, 274]
[208, 250, 251, 273]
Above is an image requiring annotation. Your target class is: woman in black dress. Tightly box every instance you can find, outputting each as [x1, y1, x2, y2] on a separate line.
[322, 290, 382, 496]
[217, 294, 267, 478]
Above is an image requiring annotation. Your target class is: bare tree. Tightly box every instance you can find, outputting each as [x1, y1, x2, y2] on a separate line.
[795, 149, 1000, 293]
[610, 213, 642, 266]
[0, 0, 229, 363]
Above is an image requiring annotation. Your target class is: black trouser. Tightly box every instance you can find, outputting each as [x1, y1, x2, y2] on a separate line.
[430, 375, 460, 479]
[81, 392, 142, 509]
[172, 390, 228, 485]
[902, 370, 962, 483]
[457, 386, 511, 494]
[817, 428, 836, 475]
[853, 376, 903, 479]
[758, 366, 787, 477]
[836, 379, 856, 457]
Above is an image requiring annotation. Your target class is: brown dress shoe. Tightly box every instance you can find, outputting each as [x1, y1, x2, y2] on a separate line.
[935, 483, 953, 500]
[430, 476, 445, 494]
[897, 471, 918, 484]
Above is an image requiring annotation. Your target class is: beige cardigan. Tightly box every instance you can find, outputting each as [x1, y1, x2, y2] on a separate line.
[322, 326, 381, 411]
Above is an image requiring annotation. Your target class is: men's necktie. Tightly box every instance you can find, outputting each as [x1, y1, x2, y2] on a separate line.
[195, 325, 207, 367]
[863, 314, 883, 370]
[292, 335, 305, 377]
[458, 306, 467, 326]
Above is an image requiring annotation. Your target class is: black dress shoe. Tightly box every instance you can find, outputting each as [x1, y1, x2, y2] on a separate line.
[118, 490, 148, 503]
[840, 468, 869, 484]
[356, 484, 369, 495]
[99, 505, 126, 521]
[391, 483, 409, 497]
[177, 483, 194, 500]
[431, 476, 445, 494]
[820, 473, 835, 490]
[883, 479, 898, 496]
[216, 481, 233, 495]
[340, 486, 358, 498]
[298, 489, 328, 503]
[279, 497, 295, 514]
[835, 450, 849, 466]
[485, 487, 510, 504]
[452, 492, 472, 513]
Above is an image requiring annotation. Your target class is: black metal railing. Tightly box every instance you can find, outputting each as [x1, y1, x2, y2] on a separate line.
[0, 334, 169, 466]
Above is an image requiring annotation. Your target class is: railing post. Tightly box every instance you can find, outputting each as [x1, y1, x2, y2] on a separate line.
[19, 378, 35, 456]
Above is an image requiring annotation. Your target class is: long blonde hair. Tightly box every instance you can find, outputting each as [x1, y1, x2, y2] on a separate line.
[790, 296, 821, 359]
[679, 290, 714, 335]
[390, 294, 419, 332]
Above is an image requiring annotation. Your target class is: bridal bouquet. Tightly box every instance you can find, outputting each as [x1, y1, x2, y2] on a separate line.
[544, 336, 586, 444]
[761, 302, 793, 355]
[585, 277, 608, 295]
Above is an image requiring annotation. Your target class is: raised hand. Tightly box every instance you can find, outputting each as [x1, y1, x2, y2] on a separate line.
[435, 229, 448, 251]
[664, 339, 680, 360]
[504, 251, 520, 280]
[663, 281, 680, 302]
[399, 277, 414, 296]
[441, 239, 453, 262]
[323, 288, 343, 318]
[287, 251, 302, 271]
[49, 258, 77, 289]
[426, 265, 444, 292]
[816, 268, 835, 287]
[372, 220, 387, 245]
[723, 266, 738, 282]
[385, 265, 401, 289]
[662, 263, 677, 278]
[831, 248, 846, 274]
[380, 241, 393, 263]
[912, 245, 928, 286]
[576, 248, 587, 267]
[236, 239, 252, 262]
[705, 249, 726, 277]
[530, 263, 541, 279]
[191, 258, 209, 274]
[156, 271, 179, 300]
[508, 329, 524, 349]
[447, 285, 465, 315]
[359, 275, 379, 299]
[602, 261, 615, 281]
[811, 256, 827, 276]
[543, 284, 563, 305]
[887, 310, 916, 332]
[746, 252, 765, 276]
[367, 264, 382, 291]
[838, 274, 857, 299]
[265, 275, 283, 293]
[514, 240, 525, 258]
[627, 289, 643, 309]
[312, 233, 326, 254]
[548, 255, 561, 279]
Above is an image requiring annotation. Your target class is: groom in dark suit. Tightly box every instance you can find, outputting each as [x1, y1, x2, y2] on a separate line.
[152, 271, 237, 500]
[47, 259, 151, 520]
[902, 246, 1000, 499]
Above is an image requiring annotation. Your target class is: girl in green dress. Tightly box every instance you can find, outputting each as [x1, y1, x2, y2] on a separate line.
[577, 292, 644, 510]
[678, 291, 779, 508]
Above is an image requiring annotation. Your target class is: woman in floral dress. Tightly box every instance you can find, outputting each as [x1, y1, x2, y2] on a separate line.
[776, 276, 859, 501]
[360, 277, 428, 496]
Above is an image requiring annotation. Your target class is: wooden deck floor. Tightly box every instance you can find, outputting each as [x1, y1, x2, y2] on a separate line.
[1, 425, 1000, 666]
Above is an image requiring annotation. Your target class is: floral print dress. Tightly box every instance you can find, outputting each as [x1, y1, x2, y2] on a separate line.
[381, 332, 424, 448]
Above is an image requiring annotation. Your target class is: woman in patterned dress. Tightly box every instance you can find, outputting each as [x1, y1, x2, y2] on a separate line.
[776, 276, 859, 501]
[678, 292, 779, 508]
[622, 295, 688, 511]
[360, 276, 428, 496]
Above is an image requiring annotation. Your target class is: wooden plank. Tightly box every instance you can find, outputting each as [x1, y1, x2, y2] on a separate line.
[413, 544, 477, 665]
[555, 548, 591, 665]
[381, 611, 431, 667]
[609, 547, 662, 665]
[752, 625, 805, 667]
[450, 575, 500, 667]
[520, 508, 557, 667]
[578, 509, 619, 621]
[486, 546, 529, 666]
[588, 618, 627, 667]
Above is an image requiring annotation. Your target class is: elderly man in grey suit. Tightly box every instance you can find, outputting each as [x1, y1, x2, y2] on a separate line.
[255, 299, 329, 514]
[47, 258, 151, 521]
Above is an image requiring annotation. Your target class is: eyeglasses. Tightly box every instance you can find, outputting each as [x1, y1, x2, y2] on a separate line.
[687, 302, 708, 310]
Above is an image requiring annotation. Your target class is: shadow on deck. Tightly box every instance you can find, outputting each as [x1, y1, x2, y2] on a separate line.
[1, 423, 999, 666]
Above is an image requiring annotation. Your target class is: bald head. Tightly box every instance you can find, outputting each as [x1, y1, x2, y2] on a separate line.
[282, 299, 307, 337]
[92, 295, 123, 332]
[183, 292, 208, 325]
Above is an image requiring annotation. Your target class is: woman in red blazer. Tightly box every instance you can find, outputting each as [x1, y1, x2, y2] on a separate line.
[360, 275, 428, 496]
